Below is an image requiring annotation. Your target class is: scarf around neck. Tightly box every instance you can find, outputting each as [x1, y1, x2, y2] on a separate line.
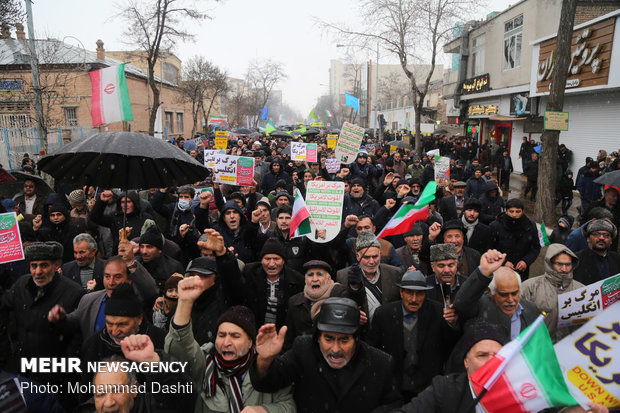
[204, 347, 255, 413]
[304, 280, 338, 319]
[461, 215, 478, 241]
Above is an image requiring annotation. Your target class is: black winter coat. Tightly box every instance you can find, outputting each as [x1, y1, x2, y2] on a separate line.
[250, 336, 402, 413]
[394, 373, 475, 413]
[489, 213, 541, 279]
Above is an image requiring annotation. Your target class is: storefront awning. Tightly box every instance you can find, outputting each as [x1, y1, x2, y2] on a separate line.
[488, 115, 528, 121]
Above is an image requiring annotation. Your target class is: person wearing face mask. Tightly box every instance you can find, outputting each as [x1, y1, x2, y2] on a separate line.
[521, 245, 583, 342]
[150, 185, 196, 238]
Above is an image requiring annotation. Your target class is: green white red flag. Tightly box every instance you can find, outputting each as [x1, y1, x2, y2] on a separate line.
[89, 63, 133, 127]
[376, 181, 437, 239]
[291, 189, 311, 239]
[538, 221, 551, 247]
[470, 316, 579, 412]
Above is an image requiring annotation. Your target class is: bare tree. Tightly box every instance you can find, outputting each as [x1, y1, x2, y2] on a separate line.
[245, 59, 286, 126]
[118, 0, 207, 136]
[377, 71, 409, 108]
[0, 0, 24, 26]
[319, 0, 479, 153]
[535, 0, 578, 224]
[179, 56, 228, 136]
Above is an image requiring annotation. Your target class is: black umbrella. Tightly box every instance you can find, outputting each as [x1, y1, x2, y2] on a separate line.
[433, 129, 448, 135]
[232, 128, 253, 135]
[387, 140, 412, 150]
[301, 128, 321, 137]
[37, 132, 209, 190]
[0, 170, 53, 198]
[594, 170, 620, 188]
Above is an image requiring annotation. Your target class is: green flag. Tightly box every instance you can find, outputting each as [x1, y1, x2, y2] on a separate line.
[538, 221, 551, 246]
[309, 108, 318, 121]
[265, 120, 276, 136]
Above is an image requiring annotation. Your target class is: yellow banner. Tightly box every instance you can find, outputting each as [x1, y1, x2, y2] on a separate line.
[327, 135, 338, 149]
[215, 136, 228, 150]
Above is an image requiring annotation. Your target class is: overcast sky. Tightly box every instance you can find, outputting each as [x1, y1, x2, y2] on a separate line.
[33, 0, 516, 116]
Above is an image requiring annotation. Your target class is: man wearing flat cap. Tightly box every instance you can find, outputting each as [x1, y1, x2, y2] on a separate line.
[0, 241, 83, 390]
[283, 260, 362, 351]
[368, 270, 460, 399]
[439, 180, 468, 221]
[573, 219, 620, 285]
[396, 223, 430, 274]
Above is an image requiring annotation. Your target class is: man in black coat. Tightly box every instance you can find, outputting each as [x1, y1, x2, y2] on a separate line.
[436, 220, 481, 279]
[61, 232, 106, 290]
[461, 198, 492, 255]
[489, 199, 541, 280]
[251, 297, 401, 413]
[136, 225, 184, 293]
[523, 152, 539, 201]
[478, 181, 505, 225]
[574, 219, 620, 285]
[438, 181, 468, 221]
[425, 244, 467, 304]
[367, 270, 460, 399]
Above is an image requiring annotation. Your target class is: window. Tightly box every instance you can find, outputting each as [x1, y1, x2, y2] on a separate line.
[503, 15, 523, 70]
[163, 63, 179, 85]
[64, 107, 78, 126]
[165, 111, 173, 133]
[472, 34, 485, 76]
[176, 113, 183, 133]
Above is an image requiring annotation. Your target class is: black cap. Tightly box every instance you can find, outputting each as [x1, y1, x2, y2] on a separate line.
[463, 197, 482, 212]
[463, 321, 507, 357]
[317, 297, 360, 334]
[186, 257, 217, 276]
[105, 283, 142, 317]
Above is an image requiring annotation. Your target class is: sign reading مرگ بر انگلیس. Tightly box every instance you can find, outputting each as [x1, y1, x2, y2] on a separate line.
[557, 272, 620, 327]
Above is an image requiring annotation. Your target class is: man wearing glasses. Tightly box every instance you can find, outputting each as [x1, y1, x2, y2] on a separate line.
[15, 178, 45, 220]
[521, 244, 584, 342]
[453, 249, 541, 341]
[573, 219, 620, 285]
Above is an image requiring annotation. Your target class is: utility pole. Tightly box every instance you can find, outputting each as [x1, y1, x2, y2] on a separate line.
[24, 0, 46, 151]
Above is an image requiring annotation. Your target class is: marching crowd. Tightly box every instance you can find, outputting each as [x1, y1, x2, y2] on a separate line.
[0, 130, 618, 413]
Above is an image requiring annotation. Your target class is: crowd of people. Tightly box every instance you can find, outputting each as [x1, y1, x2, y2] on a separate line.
[0, 129, 617, 413]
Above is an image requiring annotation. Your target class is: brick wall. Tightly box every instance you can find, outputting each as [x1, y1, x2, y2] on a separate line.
[575, 3, 620, 25]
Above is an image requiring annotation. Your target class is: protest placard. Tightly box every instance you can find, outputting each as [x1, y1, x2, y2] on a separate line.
[291, 143, 318, 162]
[434, 156, 450, 187]
[325, 158, 341, 173]
[0, 212, 24, 264]
[212, 154, 254, 186]
[215, 131, 228, 149]
[554, 301, 620, 408]
[304, 181, 344, 243]
[203, 149, 225, 169]
[327, 134, 338, 149]
[335, 122, 364, 164]
[557, 273, 620, 328]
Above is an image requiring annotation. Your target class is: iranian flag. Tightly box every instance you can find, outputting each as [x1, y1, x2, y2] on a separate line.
[470, 316, 580, 413]
[376, 181, 437, 239]
[291, 189, 311, 239]
[326, 109, 333, 118]
[89, 63, 133, 127]
[538, 221, 551, 247]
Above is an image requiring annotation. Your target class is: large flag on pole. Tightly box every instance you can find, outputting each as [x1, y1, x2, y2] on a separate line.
[308, 108, 319, 122]
[260, 107, 269, 120]
[470, 316, 579, 413]
[376, 181, 437, 239]
[326, 109, 333, 118]
[265, 120, 276, 136]
[345, 93, 359, 112]
[291, 189, 312, 239]
[89, 63, 133, 127]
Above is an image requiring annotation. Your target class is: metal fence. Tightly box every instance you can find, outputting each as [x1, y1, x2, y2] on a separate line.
[0, 125, 98, 172]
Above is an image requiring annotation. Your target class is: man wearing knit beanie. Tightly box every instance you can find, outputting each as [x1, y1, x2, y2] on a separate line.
[68, 189, 87, 219]
[137, 225, 184, 293]
[573, 218, 620, 285]
[35, 203, 86, 263]
[165, 273, 295, 412]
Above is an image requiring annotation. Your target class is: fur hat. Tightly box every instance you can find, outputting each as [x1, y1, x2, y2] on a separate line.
[584, 219, 617, 239]
[430, 243, 458, 262]
[356, 230, 380, 251]
[463, 198, 482, 212]
[462, 322, 507, 357]
[260, 238, 286, 258]
[217, 306, 257, 342]
[139, 225, 164, 250]
[24, 241, 63, 261]
[104, 283, 142, 317]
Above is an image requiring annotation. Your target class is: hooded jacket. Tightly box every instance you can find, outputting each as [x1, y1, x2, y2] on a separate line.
[214, 200, 265, 263]
[479, 181, 505, 224]
[261, 158, 293, 195]
[521, 244, 584, 342]
[489, 212, 541, 279]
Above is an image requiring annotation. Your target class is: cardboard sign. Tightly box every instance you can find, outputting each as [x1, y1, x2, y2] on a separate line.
[554, 302, 620, 408]
[327, 134, 338, 149]
[290, 142, 318, 162]
[304, 181, 344, 243]
[325, 158, 341, 173]
[335, 122, 365, 164]
[212, 154, 254, 186]
[215, 131, 228, 149]
[203, 149, 225, 169]
[434, 156, 450, 187]
[557, 273, 620, 328]
[0, 212, 24, 264]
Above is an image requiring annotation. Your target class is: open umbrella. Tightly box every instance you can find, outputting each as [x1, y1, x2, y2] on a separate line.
[232, 128, 253, 135]
[37, 132, 208, 190]
[0, 170, 53, 198]
[301, 128, 321, 137]
[432, 129, 448, 135]
[269, 130, 292, 139]
[594, 170, 620, 188]
[387, 140, 412, 150]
